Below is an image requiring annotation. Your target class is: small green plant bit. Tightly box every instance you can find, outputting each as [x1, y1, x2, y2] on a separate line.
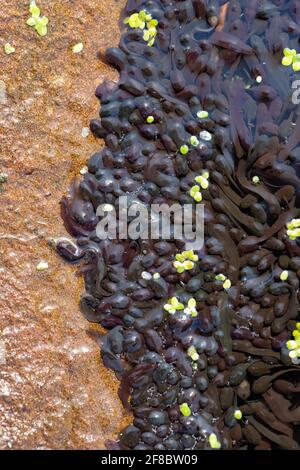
[285, 323, 300, 365]
[234, 409, 242, 420]
[73, 42, 84, 54]
[282, 48, 300, 72]
[179, 144, 189, 155]
[208, 433, 221, 449]
[173, 249, 198, 273]
[0, 173, 8, 192]
[124, 10, 158, 47]
[146, 115, 154, 124]
[252, 175, 260, 185]
[197, 110, 208, 119]
[286, 218, 300, 240]
[215, 273, 231, 290]
[195, 171, 210, 189]
[189, 185, 202, 202]
[4, 43, 15, 55]
[164, 296, 184, 314]
[187, 345, 199, 361]
[27, 1, 49, 37]
[179, 403, 191, 417]
[190, 135, 199, 147]
[280, 270, 289, 281]
[184, 298, 197, 317]
[36, 261, 48, 271]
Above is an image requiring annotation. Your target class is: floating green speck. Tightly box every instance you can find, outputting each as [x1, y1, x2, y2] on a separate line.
[36, 261, 49, 271]
[197, 110, 208, 119]
[36, 23, 47, 36]
[179, 403, 191, 417]
[27, 1, 49, 36]
[30, 0, 40, 17]
[190, 135, 199, 146]
[26, 17, 36, 26]
[73, 42, 84, 54]
[209, 433, 221, 449]
[124, 10, 157, 47]
[234, 409, 242, 420]
[280, 270, 289, 281]
[223, 279, 231, 290]
[282, 47, 300, 72]
[81, 127, 90, 138]
[4, 43, 15, 55]
[180, 144, 189, 155]
[146, 115, 154, 124]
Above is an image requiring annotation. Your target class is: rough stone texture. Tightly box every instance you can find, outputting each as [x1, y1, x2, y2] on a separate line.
[0, 0, 129, 449]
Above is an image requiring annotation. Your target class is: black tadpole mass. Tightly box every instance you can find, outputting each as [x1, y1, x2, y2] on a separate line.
[57, 0, 300, 450]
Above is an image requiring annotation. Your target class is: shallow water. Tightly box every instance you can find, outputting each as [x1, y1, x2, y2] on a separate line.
[0, 0, 129, 449]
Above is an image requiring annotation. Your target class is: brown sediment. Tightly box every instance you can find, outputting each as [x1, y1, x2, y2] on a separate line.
[0, 0, 129, 449]
[58, 0, 300, 450]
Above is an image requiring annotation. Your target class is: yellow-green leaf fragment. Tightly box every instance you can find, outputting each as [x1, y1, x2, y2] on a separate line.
[36, 23, 47, 36]
[138, 10, 147, 21]
[39, 16, 49, 26]
[81, 127, 90, 138]
[193, 192, 202, 202]
[283, 48, 296, 57]
[148, 19, 158, 27]
[4, 43, 15, 55]
[189, 185, 202, 202]
[195, 175, 209, 189]
[209, 433, 221, 449]
[180, 144, 189, 155]
[27, 17, 36, 26]
[179, 403, 191, 417]
[146, 115, 154, 124]
[282, 56, 293, 66]
[223, 279, 231, 290]
[190, 135, 199, 146]
[197, 110, 209, 119]
[143, 30, 150, 41]
[30, 5, 40, 18]
[182, 260, 194, 270]
[73, 42, 84, 53]
[184, 297, 198, 317]
[27, 2, 49, 36]
[286, 340, 297, 350]
[280, 270, 289, 281]
[187, 345, 199, 361]
[293, 61, 300, 72]
[234, 409, 242, 420]
[148, 27, 157, 38]
[128, 13, 140, 28]
[36, 261, 49, 271]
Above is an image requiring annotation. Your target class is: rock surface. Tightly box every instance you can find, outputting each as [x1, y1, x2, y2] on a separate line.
[0, 0, 129, 449]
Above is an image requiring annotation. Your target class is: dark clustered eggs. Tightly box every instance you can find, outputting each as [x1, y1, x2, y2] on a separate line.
[57, 0, 300, 451]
